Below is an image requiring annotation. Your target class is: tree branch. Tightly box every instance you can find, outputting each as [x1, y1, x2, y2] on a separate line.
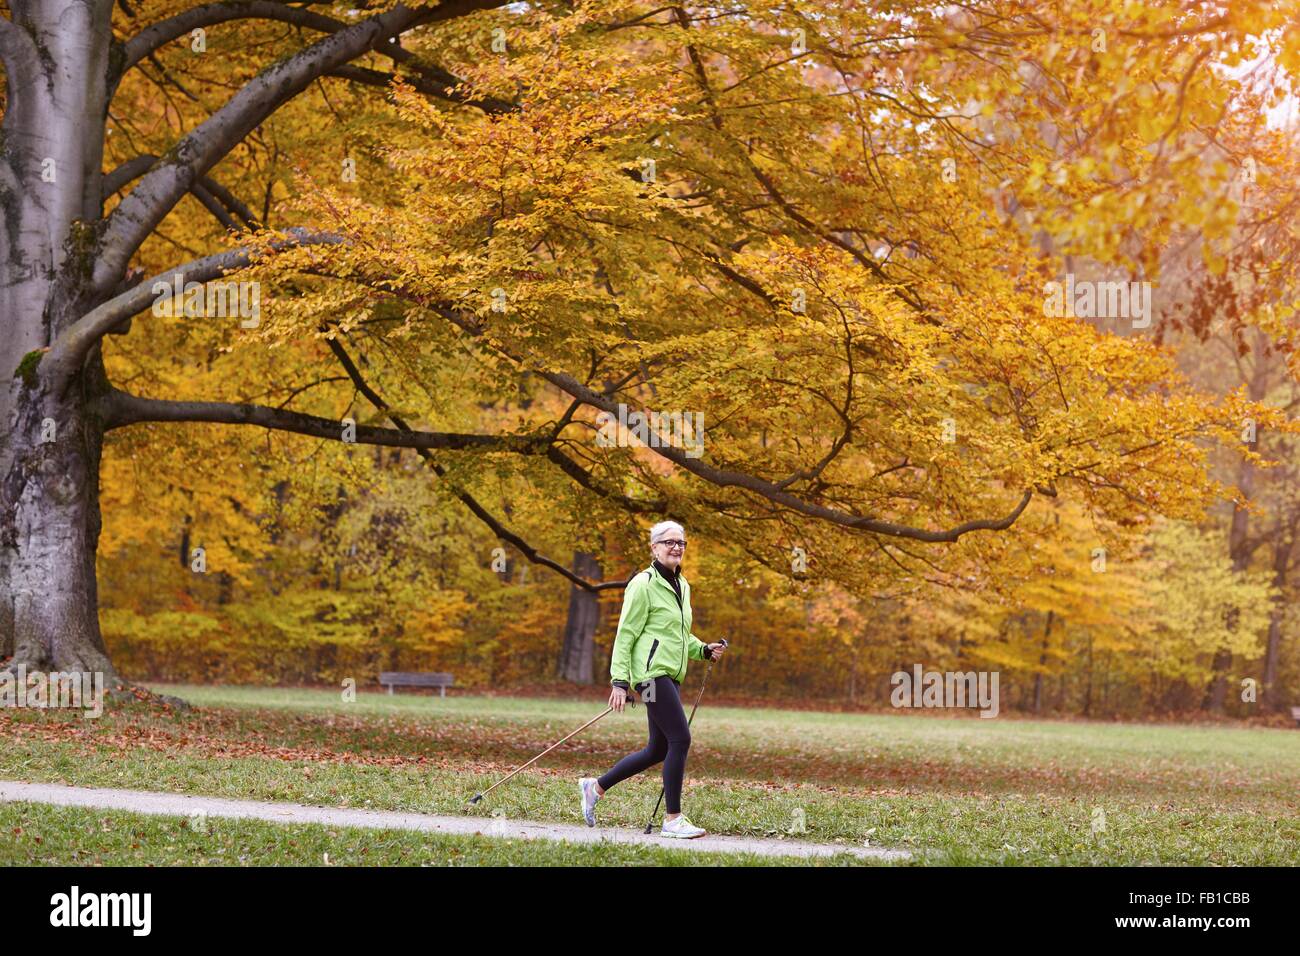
[101, 154, 164, 198]
[122, 1, 517, 113]
[285, 264, 1039, 544]
[97, 387, 549, 454]
[320, 328, 628, 591]
[539, 367, 1035, 542]
[94, 1, 510, 296]
[122, 1, 355, 71]
[438, 294, 1037, 541]
[47, 227, 344, 390]
[544, 445, 666, 514]
[104, 153, 260, 229]
[189, 180, 242, 231]
[326, 63, 516, 114]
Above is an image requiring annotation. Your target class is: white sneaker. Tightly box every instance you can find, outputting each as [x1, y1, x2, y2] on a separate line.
[578, 777, 601, 827]
[660, 814, 707, 839]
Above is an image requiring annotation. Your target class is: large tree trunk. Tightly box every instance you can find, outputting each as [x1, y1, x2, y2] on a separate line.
[3, 357, 118, 678]
[557, 551, 601, 684]
[1204, 352, 1268, 712]
[1083, 633, 1094, 717]
[1, 0, 122, 683]
[1204, 462, 1253, 711]
[1262, 516, 1296, 711]
[1033, 609, 1055, 715]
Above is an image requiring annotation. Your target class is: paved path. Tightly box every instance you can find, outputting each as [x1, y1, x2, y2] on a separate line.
[0, 780, 909, 862]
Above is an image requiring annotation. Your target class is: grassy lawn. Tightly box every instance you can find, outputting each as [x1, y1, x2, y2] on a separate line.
[1, 682, 1296, 865]
[0, 800, 849, 866]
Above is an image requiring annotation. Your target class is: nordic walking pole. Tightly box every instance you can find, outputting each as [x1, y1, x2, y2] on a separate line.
[643, 637, 727, 833]
[469, 706, 616, 805]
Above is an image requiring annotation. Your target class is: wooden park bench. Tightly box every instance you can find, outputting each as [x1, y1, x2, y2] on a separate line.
[1291, 706, 1300, 727]
[379, 672, 455, 698]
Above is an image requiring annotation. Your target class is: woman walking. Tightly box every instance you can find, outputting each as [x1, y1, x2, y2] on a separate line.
[579, 520, 725, 838]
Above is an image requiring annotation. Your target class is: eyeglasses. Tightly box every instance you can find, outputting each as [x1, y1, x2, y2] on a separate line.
[655, 540, 687, 550]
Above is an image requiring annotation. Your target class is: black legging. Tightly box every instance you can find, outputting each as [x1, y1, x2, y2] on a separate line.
[597, 675, 691, 814]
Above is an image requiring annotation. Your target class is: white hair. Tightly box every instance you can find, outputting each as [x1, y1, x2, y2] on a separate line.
[649, 520, 685, 547]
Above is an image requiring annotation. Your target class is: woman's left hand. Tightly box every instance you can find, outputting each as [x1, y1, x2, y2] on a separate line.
[707, 643, 726, 661]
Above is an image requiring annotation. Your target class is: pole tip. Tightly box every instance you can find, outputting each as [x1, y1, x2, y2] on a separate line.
[469, 794, 483, 804]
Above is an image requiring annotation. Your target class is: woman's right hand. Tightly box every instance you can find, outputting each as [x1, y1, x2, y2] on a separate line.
[609, 686, 628, 713]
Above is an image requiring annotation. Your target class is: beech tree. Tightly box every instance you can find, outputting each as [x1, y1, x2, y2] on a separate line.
[2, 0, 1297, 691]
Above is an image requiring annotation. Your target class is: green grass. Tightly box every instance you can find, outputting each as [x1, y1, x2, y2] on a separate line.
[1, 682, 1297, 866]
[0, 800, 862, 866]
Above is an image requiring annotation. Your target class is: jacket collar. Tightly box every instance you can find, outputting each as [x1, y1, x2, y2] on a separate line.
[649, 560, 685, 590]
[652, 558, 679, 581]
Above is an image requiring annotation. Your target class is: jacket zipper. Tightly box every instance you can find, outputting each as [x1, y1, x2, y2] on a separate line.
[646, 638, 660, 669]
[677, 594, 687, 682]
[652, 565, 689, 683]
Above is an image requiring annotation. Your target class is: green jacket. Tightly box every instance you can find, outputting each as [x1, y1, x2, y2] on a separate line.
[610, 563, 711, 689]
